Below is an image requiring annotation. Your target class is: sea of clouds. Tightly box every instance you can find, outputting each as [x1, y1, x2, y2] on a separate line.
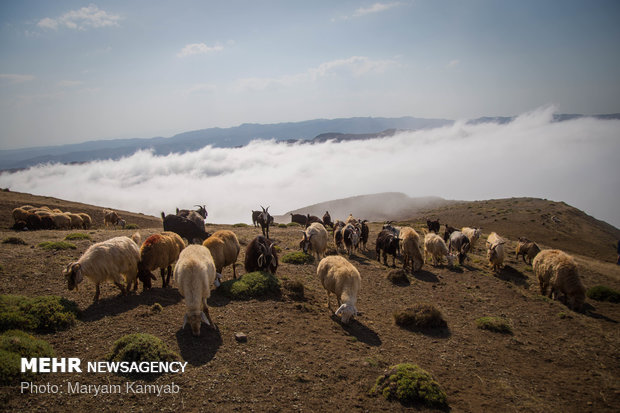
[1, 106, 619, 228]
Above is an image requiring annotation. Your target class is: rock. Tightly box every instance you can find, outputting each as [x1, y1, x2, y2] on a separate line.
[235, 332, 248, 343]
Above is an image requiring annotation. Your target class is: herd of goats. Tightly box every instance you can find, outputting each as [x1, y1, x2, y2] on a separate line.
[9, 203, 589, 336]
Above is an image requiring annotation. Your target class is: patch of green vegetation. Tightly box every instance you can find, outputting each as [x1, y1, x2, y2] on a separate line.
[476, 316, 513, 334]
[232, 223, 249, 227]
[151, 303, 163, 313]
[64, 233, 91, 241]
[218, 271, 281, 300]
[0, 330, 55, 384]
[107, 333, 179, 376]
[286, 222, 301, 227]
[273, 245, 282, 253]
[278, 223, 287, 228]
[281, 251, 314, 265]
[558, 312, 572, 319]
[38, 241, 76, 250]
[0, 295, 79, 333]
[393, 304, 447, 331]
[2, 237, 27, 245]
[586, 285, 620, 303]
[370, 363, 447, 407]
[124, 223, 139, 230]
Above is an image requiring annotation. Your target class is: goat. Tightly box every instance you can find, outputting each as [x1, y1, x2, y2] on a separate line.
[376, 229, 400, 267]
[299, 222, 328, 261]
[244, 235, 278, 274]
[317, 255, 361, 324]
[305, 214, 323, 228]
[322, 211, 333, 228]
[448, 231, 470, 264]
[257, 206, 272, 239]
[443, 224, 457, 243]
[161, 212, 210, 244]
[426, 219, 440, 234]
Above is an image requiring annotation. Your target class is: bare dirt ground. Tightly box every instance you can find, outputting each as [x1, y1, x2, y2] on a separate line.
[0, 191, 618, 412]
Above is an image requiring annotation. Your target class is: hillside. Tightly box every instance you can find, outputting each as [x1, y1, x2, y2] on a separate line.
[0, 191, 618, 412]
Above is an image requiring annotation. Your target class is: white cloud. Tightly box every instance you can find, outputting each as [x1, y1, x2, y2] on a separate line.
[0, 74, 35, 83]
[1, 107, 618, 228]
[447, 59, 460, 68]
[37, 4, 121, 31]
[235, 56, 396, 91]
[177, 43, 224, 58]
[334, 2, 403, 21]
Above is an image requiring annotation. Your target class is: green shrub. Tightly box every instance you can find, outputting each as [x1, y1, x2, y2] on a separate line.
[286, 222, 301, 227]
[476, 316, 513, 334]
[282, 279, 305, 300]
[218, 271, 281, 300]
[0, 295, 79, 333]
[586, 285, 620, 303]
[278, 223, 287, 228]
[281, 251, 314, 265]
[393, 304, 447, 331]
[370, 363, 447, 407]
[64, 233, 91, 241]
[107, 333, 180, 376]
[38, 241, 76, 250]
[124, 223, 139, 230]
[2, 237, 27, 245]
[0, 330, 55, 385]
[233, 223, 249, 228]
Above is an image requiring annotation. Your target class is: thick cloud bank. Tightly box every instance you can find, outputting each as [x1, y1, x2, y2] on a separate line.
[1, 107, 619, 228]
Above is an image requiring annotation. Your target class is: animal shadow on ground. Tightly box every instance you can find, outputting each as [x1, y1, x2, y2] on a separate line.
[446, 265, 464, 273]
[403, 325, 452, 339]
[208, 292, 232, 307]
[583, 303, 618, 323]
[333, 317, 382, 346]
[349, 254, 372, 265]
[175, 325, 223, 366]
[80, 288, 183, 322]
[412, 270, 440, 283]
[494, 265, 529, 288]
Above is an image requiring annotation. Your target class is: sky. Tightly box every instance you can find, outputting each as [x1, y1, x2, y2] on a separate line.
[1, 1, 620, 149]
[1, 107, 619, 228]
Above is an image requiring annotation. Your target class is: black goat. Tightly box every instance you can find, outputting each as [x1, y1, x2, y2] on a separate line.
[376, 229, 400, 267]
[342, 223, 360, 256]
[290, 213, 306, 225]
[322, 211, 333, 228]
[443, 224, 457, 243]
[252, 210, 262, 227]
[360, 220, 369, 251]
[161, 212, 210, 244]
[305, 214, 323, 228]
[426, 219, 440, 233]
[257, 206, 273, 239]
[333, 220, 345, 253]
[244, 235, 278, 274]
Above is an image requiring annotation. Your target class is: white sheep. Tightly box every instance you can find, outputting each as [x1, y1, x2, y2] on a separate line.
[66, 212, 84, 229]
[63, 233, 141, 303]
[174, 245, 217, 336]
[399, 226, 424, 272]
[137, 231, 186, 289]
[316, 255, 361, 324]
[299, 222, 328, 261]
[533, 249, 586, 311]
[462, 227, 482, 251]
[424, 232, 455, 267]
[51, 213, 72, 230]
[486, 232, 506, 272]
[203, 230, 241, 280]
[77, 212, 92, 229]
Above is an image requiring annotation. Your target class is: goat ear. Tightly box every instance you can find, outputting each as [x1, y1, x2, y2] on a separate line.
[73, 264, 83, 285]
[201, 312, 210, 325]
[182, 314, 188, 329]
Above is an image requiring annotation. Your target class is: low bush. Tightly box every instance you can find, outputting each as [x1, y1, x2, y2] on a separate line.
[586, 285, 620, 303]
[38, 241, 76, 250]
[2, 237, 27, 245]
[282, 279, 304, 300]
[0, 295, 79, 333]
[386, 269, 409, 285]
[107, 333, 180, 376]
[370, 363, 447, 407]
[218, 271, 281, 300]
[0, 330, 55, 384]
[281, 251, 314, 265]
[393, 304, 447, 331]
[233, 223, 249, 228]
[476, 316, 513, 334]
[64, 233, 91, 241]
[124, 223, 139, 230]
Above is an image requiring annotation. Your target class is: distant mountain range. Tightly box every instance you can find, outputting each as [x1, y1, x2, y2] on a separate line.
[1, 113, 618, 171]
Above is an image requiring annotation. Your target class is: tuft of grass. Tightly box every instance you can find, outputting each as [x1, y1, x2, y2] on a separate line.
[278, 223, 287, 228]
[586, 285, 620, 303]
[0, 330, 55, 385]
[386, 269, 409, 285]
[0, 295, 79, 333]
[232, 223, 249, 227]
[370, 363, 447, 407]
[124, 223, 139, 230]
[282, 279, 305, 300]
[218, 271, 281, 300]
[107, 333, 180, 376]
[151, 303, 163, 313]
[476, 316, 513, 334]
[286, 222, 301, 227]
[64, 233, 91, 241]
[38, 241, 76, 250]
[281, 251, 314, 265]
[2, 237, 27, 245]
[393, 304, 447, 331]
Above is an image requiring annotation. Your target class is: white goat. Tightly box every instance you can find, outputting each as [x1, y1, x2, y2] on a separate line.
[424, 233, 455, 267]
[299, 222, 328, 261]
[316, 255, 361, 324]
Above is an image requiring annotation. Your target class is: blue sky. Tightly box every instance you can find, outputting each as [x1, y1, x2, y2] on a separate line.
[1, 1, 619, 149]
